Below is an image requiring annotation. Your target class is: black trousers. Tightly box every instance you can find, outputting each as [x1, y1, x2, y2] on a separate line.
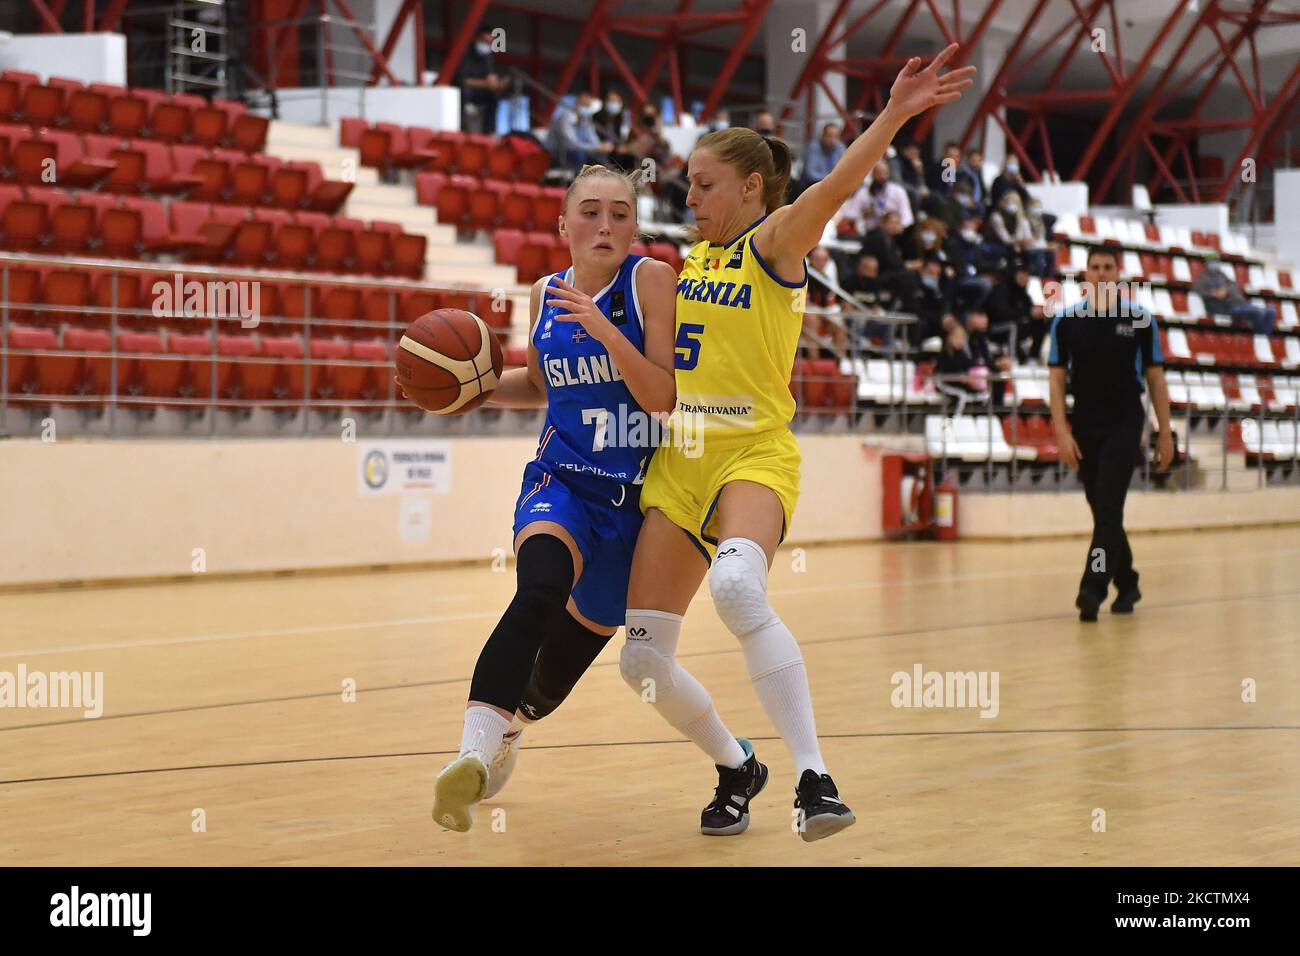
[1072, 406, 1145, 599]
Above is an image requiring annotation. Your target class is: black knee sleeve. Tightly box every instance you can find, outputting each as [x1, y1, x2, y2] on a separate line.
[517, 610, 612, 721]
[468, 535, 575, 711]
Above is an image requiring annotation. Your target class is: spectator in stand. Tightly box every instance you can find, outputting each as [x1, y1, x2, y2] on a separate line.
[985, 263, 1046, 363]
[801, 123, 845, 194]
[1192, 264, 1277, 334]
[935, 323, 987, 411]
[594, 90, 626, 147]
[706, 109, 732, 132]
[890, 139, 929, 214]
[752, 111, 777, 139]
[928, 141, 963, 195]
[802, 246, 849, 358]
[455, 28, 507, 134]
[545, 92, 613, 171]
[841, 254, 901, 344]
[946, 213, 993, 308]
[957, 148, 987, 210]
[912, 255, 951, 344]
[904, 216, 949, 266]
[619, 103, 689, 220]
[841, 160, 914, 235]
[1023, 197, 1056, 277]
[985, 191, 1035, 268]
[860, 211, 907, 273]
[990, 157, 1032, 210]
[965, 308, 1013, 406]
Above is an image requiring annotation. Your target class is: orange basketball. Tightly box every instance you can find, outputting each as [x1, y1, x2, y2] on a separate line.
[395, 308, 503, 414]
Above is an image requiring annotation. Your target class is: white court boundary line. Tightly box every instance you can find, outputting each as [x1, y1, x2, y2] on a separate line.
[3, 545, 1299, 659]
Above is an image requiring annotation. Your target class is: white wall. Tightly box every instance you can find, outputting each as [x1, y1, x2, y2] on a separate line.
[0, 32, 126, 85]
[5, 433, 1300, 588]
[269, 84, 459, 128]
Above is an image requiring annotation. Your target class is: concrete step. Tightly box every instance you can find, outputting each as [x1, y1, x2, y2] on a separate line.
[266, 121, 338, 150]
[349, 181, 422, 207]
[345, 200, 447, 234]
[420, 237, 497, 264]
[424, 260, 518, 288]
[263, 142, 378, 186]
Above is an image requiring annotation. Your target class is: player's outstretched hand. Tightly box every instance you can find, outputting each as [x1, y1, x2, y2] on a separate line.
[888, 43, 976, 119]
[545, 277, 614, 342]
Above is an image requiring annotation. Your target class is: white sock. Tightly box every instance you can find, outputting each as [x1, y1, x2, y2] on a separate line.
[459, 705, 511, 763]
[623, 609, 747, 769]
[713, 537, 828, 777]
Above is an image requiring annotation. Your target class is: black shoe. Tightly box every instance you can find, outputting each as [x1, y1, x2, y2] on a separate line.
[794, 769, 856, 843]
[1111, 585, 1142, 613]
[1076, 590, 1101, 622]
[700, 738, 768, 836]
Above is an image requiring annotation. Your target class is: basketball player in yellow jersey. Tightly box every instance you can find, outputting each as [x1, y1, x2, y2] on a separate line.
[618, 45, 975, 841]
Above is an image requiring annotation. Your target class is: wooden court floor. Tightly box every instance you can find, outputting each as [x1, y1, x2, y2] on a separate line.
[1, 526, 1297, 866]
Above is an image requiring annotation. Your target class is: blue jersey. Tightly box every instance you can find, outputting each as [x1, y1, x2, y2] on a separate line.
[531, 254, 656, 504]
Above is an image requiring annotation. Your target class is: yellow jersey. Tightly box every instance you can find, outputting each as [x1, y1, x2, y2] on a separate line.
[671, 215, 806, 450]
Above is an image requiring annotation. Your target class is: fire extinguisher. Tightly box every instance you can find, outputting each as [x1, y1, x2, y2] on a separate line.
[934, 476, 958, 541]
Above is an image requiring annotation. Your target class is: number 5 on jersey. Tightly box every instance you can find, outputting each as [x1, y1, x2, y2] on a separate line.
[675, 323, 705, 371]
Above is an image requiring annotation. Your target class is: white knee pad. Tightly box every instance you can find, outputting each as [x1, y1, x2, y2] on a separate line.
[619, 609, 682, 701]
[710, 537, 778, 637]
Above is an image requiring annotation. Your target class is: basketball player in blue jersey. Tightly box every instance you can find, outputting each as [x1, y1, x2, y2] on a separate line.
[431, 165, 678, 832]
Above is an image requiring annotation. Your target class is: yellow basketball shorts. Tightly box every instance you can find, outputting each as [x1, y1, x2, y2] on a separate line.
[640, 427, 801, 562]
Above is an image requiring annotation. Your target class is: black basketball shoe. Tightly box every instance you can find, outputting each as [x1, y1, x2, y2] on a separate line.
[700, 738, 768, 836]
[794, 769, 856, 842]
[1076, 590, 1102, 622]
[1111, 583, 1141, 614]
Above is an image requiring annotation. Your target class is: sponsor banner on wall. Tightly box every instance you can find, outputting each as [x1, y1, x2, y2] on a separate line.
[358, 440, 452, 496]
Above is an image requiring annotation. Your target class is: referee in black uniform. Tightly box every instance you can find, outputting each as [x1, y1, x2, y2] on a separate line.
[1049, 246, 1174, 621]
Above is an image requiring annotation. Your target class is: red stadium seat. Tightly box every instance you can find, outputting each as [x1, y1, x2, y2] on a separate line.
[319, 285, 364, 338]
[354, 223, 395, 274]
[415, 170, 447, 206]
[494, 227, 525, 269]
[317, 218, 362, 272]
[339, 117, 367, 148]
[115, 330, 171, 398]
[350, 340, 388, 398]
[309, 337, 354, 399]
[228, 113, 269, 152]
[392, 231, 427, 279]
[64, 328, 113, 396]
[262, 334, 306, 400]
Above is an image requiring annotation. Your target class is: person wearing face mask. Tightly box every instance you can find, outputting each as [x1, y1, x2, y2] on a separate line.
[991, 157, 1032, 210]
[455, 29, 507, 134]
[911, 255, 951, 344]
[1021, 199, 1055, 277]
[944, 214, 993, 308]
[545, 92, 614, 172]
[985, 190, 1034, 270]
[594, 92, 626, 146]
[752, 110, 777, 138]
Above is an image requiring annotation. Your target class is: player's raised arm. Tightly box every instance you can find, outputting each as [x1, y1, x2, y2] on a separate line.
[757, 43, 976, 267]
